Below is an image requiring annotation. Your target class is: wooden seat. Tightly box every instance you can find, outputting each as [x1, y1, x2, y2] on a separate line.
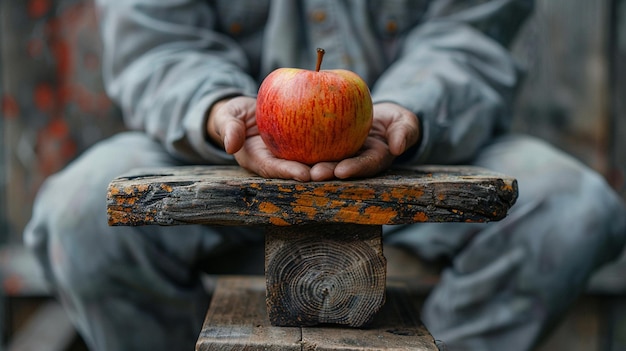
[196, 276, 439, 351]
[106, 165, 518, 349]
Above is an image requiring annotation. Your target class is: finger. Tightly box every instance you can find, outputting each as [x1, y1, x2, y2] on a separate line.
[214, 97, 257, 154]
[256, 158, 312, 182]
[222, 119, 247, 154]
[334, 138, 393, 179]
[381, 110, 420, 156]
[235, 138, 311, 182]
[310, 162, 338, 181]
[388, 119, 420, 156]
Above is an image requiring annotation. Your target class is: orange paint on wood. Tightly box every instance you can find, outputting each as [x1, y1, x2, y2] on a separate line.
[332, 204, 363, 223]
[392, 187, 424, 201]
[277, 185, 294, 193]
[269, 217, 291, 226]
[337, 187, 376, 201]
[501, 182, 516, 193]
[259, 201, 281, 215]
[292, 203, 319, 220]
[313, 184, 340, 197]
[122, 184, 149, 196]
[363, 206, 397, 223]
[413, 212, 429, 222]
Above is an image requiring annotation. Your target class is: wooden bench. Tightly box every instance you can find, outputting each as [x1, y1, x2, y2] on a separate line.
[106, 165, 518, 350]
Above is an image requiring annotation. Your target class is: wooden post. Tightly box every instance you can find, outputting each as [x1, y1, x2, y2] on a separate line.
[265, 224, 386, 327]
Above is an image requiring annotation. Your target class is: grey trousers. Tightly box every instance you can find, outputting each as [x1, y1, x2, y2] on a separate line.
[24, 132, 626, 351]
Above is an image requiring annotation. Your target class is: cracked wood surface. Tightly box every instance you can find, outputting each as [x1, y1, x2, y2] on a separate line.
[106, 165, 518, 227]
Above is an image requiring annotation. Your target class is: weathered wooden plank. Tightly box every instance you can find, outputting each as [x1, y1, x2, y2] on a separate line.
[107, 165, 518, 227]
[301, 279, 439, 351]
[196, 276, 439, 351]
[196, 276, 302, 351]
[265, 224, 386, 328]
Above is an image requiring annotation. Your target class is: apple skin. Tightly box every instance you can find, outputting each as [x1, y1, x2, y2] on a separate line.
[256, 67, 373, 165]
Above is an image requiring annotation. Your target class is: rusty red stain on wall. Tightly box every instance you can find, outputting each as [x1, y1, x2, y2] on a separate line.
[34, 83, 55, 112]
[3, 0, 126, 241]
[1, 95, 20, 119]
[52, 40, 72, 80]
[37, 118, 77, 176]
[27, 0, 51, 19]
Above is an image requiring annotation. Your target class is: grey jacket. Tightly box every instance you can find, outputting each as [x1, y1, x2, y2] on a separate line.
[95, 0, 533, 165]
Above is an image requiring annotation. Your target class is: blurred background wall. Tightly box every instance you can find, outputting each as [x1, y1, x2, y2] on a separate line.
[511, 0, 626, 200]
[0, 0, 625, 350]
[1, 0, 124, 247]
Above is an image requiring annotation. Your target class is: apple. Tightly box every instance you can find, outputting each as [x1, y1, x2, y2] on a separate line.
[256, 48, 373, 165]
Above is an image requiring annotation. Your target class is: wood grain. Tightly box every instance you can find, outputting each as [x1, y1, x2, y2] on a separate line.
[196, 276, 301, 351]
[107, 165, 518, 227]
[196, 276, 439, 351]
[265, 224, 386, 327]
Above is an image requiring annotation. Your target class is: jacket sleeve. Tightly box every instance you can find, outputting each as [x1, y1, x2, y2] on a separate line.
[371, 0, 534, 165]
[95, 0, 258, 163]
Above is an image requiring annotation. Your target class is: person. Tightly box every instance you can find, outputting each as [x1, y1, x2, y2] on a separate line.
[24, 0, 626, 350]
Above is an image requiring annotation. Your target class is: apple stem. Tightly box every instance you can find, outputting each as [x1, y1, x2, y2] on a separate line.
[315, 48, 325, 72]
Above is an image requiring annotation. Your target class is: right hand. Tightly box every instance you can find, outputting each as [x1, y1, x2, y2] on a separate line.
[207, 96, 313, 181]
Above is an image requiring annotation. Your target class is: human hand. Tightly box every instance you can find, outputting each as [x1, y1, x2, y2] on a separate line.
[308, 102, 420, 181]
[207, 99, 419, 182]
[207, 96, 313, 181]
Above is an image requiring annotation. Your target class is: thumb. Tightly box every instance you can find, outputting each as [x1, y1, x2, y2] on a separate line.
[375, 103, 420, 156]
[208, 97, 256, 154]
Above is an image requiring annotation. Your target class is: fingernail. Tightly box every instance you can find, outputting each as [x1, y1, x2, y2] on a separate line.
[400, 139, 407, 153]
[223, 135, 231, 153]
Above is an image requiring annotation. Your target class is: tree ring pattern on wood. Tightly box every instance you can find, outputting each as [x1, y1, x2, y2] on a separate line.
[266, 227, 386, 327]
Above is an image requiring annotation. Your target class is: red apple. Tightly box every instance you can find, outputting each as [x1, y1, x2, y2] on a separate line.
[256, 48, 373, 165]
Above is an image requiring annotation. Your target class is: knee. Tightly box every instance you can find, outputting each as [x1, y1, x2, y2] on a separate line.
[476, 135, 626, 261]
[24, 132, 178, 298]
[25, 169, 133, 298]
[568, 169, 626, 258]
[27, 132, 171, 239]
[479, 135, 624, 214]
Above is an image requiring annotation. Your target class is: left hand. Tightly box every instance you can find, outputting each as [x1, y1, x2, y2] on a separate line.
[309, 102, 421, 181]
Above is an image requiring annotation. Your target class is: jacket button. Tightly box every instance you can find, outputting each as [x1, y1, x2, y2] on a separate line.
[229, 22, 243, 35]
[385, 20, 398, 34]
[310, 10, 327, 23]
